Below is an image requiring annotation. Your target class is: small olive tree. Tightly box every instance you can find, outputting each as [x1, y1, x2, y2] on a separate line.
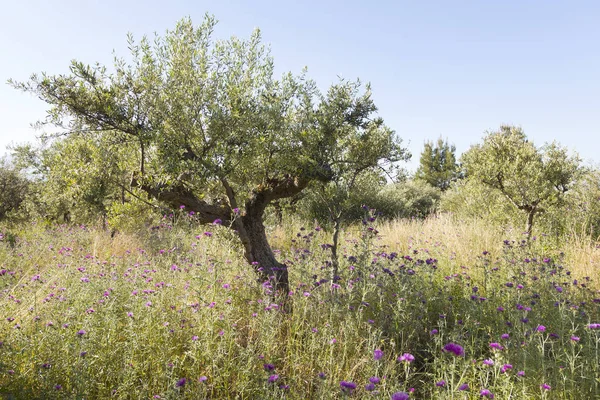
[10, 15, 406, 291]
[461, 125, 581, 240]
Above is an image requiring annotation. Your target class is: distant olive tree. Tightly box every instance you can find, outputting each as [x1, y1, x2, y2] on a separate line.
[10, 15, 407, 292]
[461, 125, 581, 240]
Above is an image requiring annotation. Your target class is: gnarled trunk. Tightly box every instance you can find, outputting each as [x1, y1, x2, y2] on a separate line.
[238, 198, 289, 292]
[135, 174, 309, 294]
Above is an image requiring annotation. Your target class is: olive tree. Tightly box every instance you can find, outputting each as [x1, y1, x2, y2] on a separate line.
[10, 15, 406, 291]
[461, 125, 580, 240]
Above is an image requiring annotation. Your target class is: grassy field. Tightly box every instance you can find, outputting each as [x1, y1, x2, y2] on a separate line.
[1, 214, 599, 399]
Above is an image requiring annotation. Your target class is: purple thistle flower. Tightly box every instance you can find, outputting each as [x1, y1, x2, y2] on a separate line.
[501, 333, 509, 340]
[175, 378, 186, 387]
[458, 383, 469, 391]
[340, 381, 357, 393]
[398, 353, 415, 363]
[365, 383, 376, 391]
[489, 342, 504, 350]
[430, 329, 438, 335]
[374, 349, 384, 360]
[436, 380, 446, 387]
[369, 376, 381, 384]
[541, 383, 551, 390]
[391, 392, 410, 400]
[318, 372, 326, 380]
[517, 370, 526, 377]
[501, 364, 513, 373]
[588, 323, 600, 329]
[443, 342, 465, 356]
[483, 359, 494, 366]
[536, 325, 546, 332]
[77, 329, 86, 336]
[268, 374, 279, 383]
[263, 363, 275, 371]
[571, 335, 580, 342]
[480, 388, 494, 398]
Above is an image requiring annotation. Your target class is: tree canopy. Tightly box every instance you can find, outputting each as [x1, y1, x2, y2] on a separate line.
[414, 137, 460, 191]
[460, 125, 581, 239]
[10, 15, 407, 291]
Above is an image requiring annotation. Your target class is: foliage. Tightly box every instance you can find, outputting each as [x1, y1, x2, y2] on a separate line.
[0, 159, 30, 221]
[376, 180, 441, 219]
[12, 136, 135, 224]
[414, 137, 461, 191]
[461, 125, 581, 238]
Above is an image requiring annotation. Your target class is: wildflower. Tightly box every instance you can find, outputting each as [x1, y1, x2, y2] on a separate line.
[175, 378, 186, 387]
[318, 372, 326, 380]
[365, 383, 376, 391]
[489, 342, 504, 350]
[213, 219, 222, 225]
[203, 232, 213, 237]
[340, 381, 357, 393]
[430, 329, 438, 335]
[536, 325, 546, 332]
[501, 364, 513, 373]
[329, 338, 337, 344]
[541, 383, 551, 390]
[369, 376, 381, 384]
[501, 333, 509, 340]
[436, 380, 446, 387]
[391, 392, 409, 400]
[483, 359, 494, 366]
[263, 363, 275, 371]
[517, 371, 526, 377]
[192, 335, 199, 341]
[480, 388, 494, 398]
[374, 349, 384, 360]
[398, 353, 415, 363]
[268, 374, 279, 383]
[571, 335, 580, 342]
[588, 323, 600, 329]
[443, 342, 465, 356]
[198, 376, 208, 382]
[77, 329, 86, 336]
[54, 384, 62, 390]
[458, 383, 469, 391]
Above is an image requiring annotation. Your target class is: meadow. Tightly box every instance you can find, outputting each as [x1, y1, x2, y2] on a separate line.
[1, 212, 599, 399]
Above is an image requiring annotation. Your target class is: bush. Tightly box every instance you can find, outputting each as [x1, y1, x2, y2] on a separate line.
[0, 160, 30, 221]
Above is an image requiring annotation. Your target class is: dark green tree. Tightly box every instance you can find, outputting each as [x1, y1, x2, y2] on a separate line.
[415, 137, 461, 191]
[10, 15, 406, 291]
[414, 137, 460, 191]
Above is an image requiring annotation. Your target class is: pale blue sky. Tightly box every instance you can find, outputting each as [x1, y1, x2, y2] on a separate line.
[1, 0, 599, 170]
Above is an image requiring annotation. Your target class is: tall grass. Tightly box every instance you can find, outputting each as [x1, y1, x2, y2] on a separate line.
[0, 214, 599, 399]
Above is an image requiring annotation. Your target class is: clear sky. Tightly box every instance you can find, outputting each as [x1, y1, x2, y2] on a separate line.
[1, 0, 599, 170]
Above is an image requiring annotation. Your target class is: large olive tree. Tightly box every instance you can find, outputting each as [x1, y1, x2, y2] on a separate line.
[10, 15, 406, 291]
